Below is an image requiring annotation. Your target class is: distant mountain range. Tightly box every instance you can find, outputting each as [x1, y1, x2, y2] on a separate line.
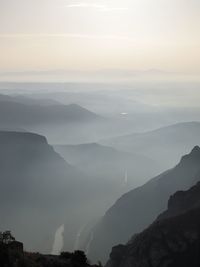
[88, 146, 200, 263]
[106, 180, 200, 267]
[0, 93, 108, 144]
[0, 93, 59, 106]
[55, 143, 160, 190]
[101, 122, 200, 169]
[0, 96, 100, 127]
[0, 92, 102, 126]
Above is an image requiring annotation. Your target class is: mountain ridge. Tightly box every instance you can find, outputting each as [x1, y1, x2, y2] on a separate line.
[106, 181, 200, 267]
[0, 96, 102, 127]
[88, 146, 200, 263]
[100, 121, 200, 170]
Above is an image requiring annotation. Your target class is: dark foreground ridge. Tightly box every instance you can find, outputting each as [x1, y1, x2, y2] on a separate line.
[0, 232, 102, 267]
[106, 181, 200, 267]
[89, 146, 200, 262]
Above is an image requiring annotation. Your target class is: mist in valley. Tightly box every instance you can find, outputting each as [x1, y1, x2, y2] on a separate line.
[0, 80, 200, 264]
[1, 0, 200, 265]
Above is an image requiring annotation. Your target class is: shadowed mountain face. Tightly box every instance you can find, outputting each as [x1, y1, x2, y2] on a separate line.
[88, 146, 200, 263]
[54, 143, 160, 252]
[54, 143, 161, 189]
[0, 131, 95, 253]
[106, 181, 200, 267]
[54, 143, 159, 254]
[158, 180, 200, 221]
[101, 122, 200, 170]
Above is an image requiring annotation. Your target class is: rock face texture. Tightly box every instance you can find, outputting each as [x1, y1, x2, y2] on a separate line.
[89, 146, 200, 263]
[158, 180, 200, 221]
[106, 181, 200, 267]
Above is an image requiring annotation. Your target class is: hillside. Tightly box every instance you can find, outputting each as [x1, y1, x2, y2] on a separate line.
[0, 93, 59, 106]
[106, 181, 200, 267]
[88, 146, 200, 263]
[101, 122, 200, 169]
[0, 93, 106, 144]
[0, 99, 100, 127]
[55, 143, 160, 189]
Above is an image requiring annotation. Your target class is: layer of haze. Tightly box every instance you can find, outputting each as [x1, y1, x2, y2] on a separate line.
[0, 0, 200, 81]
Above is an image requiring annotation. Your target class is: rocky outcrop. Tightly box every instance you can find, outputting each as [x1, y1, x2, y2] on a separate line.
[106, 181, 200, 267]
[158, 180, 200, 220]
[89, 146, 200, 263]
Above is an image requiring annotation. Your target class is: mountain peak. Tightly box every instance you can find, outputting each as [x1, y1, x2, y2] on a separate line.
[191, 145, 200, 155]
[179, 146, 200, 164]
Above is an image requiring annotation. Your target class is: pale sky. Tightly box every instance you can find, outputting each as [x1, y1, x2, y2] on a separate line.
[0, 0, 200, 77]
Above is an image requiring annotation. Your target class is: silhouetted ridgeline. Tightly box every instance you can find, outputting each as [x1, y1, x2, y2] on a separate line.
[106, 181, 200, 267]
[0, 235, 100, 267]
[2, 181, 200, 267]
[89, 146, 200, 262]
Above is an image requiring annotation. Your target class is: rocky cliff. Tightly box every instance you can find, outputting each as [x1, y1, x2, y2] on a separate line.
[106, 181, 200, 267]
[89, 146, 200, 263]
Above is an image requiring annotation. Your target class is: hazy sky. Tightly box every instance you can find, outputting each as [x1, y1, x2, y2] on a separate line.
[0, 0, 200, 76]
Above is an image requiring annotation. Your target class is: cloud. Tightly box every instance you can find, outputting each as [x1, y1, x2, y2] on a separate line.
[65, 3, 128, 12]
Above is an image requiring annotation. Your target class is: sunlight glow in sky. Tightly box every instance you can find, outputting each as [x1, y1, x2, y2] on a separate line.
[0, 0, 200, 77]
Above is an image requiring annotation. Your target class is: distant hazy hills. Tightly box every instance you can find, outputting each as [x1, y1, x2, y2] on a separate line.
[55, 143, 161, 189]
[106, 180, 200, 267]
[0, 93, 108, 144]
[88, 146, 200, 263]
[0, 93, 59, 106]
[0, 93, 101, 128]
[101, 122, 200, 169]
[54, 143, 160, 254]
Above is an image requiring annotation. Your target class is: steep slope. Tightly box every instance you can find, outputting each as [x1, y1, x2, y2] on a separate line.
[107, 181, 200, 267]
[55, 143, 158, 254]
[88, 146, 200, 263]
[55, 143, 160, 251]
[55, 143, 160, 189]
[101, 122, 200, 169]
[158, 180, 200, 221]
[0, 131, 93, 254]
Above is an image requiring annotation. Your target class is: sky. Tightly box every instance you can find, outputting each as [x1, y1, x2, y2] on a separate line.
[0, 0, 200, 80]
